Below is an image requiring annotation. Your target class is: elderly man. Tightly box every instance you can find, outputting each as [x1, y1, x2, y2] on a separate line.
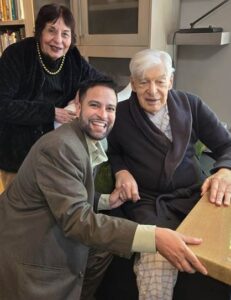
[0, 78, 207, 300]
[107, 49, 231, 300]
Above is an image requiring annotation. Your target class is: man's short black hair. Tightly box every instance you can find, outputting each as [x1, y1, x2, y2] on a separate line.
[78, 77, 118, 103]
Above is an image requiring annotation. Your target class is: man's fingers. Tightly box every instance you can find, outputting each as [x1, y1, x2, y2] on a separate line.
[119, 190, 127, 201]
[202, 170, 231, 206]
[66, 110, 77, 116]
[201, 178, 211, 195]
[180, 235, 207, 275]
[170, 246, 207, 275]
[131, 187, 140, 202]
[120, 183, 140, 201]
[181, 235, 203, 246]
[209, 177, 225, 204]
[186, 249, 208, 275]
[223, 192, 231, 206]
[120, 183, 132, 199]
[178, 259, 196, 274]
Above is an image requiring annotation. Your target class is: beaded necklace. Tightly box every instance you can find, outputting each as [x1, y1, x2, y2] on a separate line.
[36, 42, 65, 75]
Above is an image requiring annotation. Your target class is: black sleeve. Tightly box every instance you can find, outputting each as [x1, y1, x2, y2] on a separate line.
[189, 94, 231, 172]
[0, 42, 55, 126]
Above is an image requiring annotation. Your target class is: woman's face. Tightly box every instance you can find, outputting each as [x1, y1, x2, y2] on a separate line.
[40, 17, 72, 60]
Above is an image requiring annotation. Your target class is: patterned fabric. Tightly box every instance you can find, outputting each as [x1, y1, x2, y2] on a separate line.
[85, 135, 108, 169]
[134, 252, 178, 300]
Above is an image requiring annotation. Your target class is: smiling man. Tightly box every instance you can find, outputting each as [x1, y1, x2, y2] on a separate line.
[78, 83, 116, 141]
[0, 78, 207, 300]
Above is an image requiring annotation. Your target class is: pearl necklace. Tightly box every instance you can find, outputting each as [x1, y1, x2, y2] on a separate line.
[36, 42, 65, 75]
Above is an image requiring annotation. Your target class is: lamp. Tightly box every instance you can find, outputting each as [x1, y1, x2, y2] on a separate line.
[178, 0, 230, 33]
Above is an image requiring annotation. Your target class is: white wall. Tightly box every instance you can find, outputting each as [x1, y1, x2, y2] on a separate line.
[175, 0, 231, 126]
[150, 0, 180, 55]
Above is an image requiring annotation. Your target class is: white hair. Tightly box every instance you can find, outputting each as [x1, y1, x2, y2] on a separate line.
[129, 49, 175, 79]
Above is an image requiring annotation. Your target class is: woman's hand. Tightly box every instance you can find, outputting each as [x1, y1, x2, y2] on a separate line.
[55, 107, 77, 124]
[201, 168, 231, 206]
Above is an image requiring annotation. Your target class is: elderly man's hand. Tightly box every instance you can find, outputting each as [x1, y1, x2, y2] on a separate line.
[115, 170, 140, 202]
[109, 185, 140, 209]
[201, 168, 231, 206]
[109, 187, 126, 209]
[155, 228, 207, 275]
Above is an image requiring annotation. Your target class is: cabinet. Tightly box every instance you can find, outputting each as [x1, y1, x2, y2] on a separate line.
[1, 0, 181, 90]
[74, 0, 180, 90]
[33, 0, 70, 18]
[73, 0, 150, 47]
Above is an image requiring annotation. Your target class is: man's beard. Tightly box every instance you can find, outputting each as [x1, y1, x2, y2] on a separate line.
[79, 118, 112, 141]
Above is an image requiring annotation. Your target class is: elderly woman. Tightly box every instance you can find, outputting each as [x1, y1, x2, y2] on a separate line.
[0, 4, 101, 191]
[107, 49, 231, 300]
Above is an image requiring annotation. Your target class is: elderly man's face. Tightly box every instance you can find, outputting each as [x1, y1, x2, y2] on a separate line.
[131, 63, 173, 114]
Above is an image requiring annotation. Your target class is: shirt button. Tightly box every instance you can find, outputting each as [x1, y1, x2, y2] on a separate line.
[79, 271, 84, 278]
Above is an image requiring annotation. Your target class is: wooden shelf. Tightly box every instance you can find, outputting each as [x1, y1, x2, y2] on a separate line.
[89, 2, 138, 11]
[0, 0, 34, 37]
[168, 32, 231, 45]
[0, 20, 25, 26]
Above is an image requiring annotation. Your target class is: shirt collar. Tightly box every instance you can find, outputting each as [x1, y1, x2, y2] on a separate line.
[85, 135, 108, 169]
[146, 103, 168, 119]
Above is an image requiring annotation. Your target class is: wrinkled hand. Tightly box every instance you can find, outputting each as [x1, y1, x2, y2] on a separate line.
[109, 188, 125, 209]
[115, 170, 140, 201]
[155, 228, 207, 275]
[109, 185, 140, 209]
[67, 98, 80, 117]
[55, 107, 77, 124]
[201, 168, 231, 206]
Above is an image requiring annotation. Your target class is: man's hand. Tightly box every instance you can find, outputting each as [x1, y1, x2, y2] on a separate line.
[115, 170, 140, 201]
[201, 168, 231, 206]
[109, 186, 139, 209]
[155, 227, 207, 275]
[55, 108, 77, 124]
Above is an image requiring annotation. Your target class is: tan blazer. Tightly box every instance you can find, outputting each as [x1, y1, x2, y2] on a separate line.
[0, 119, 137, 300]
